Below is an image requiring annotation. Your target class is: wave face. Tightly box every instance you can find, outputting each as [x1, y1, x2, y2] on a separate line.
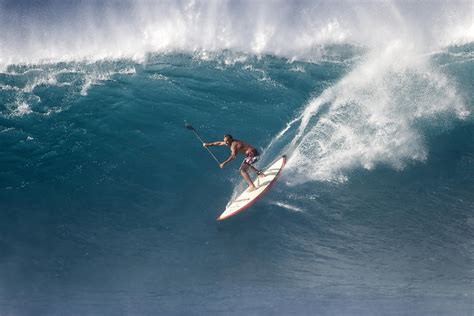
[0, 1, 473, 315]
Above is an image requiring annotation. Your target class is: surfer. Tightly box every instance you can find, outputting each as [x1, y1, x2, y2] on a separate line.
[203, 134, 264, 191]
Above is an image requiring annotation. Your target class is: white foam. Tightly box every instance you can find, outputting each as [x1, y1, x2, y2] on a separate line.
[276, 42, 469, 184]
[0, 84, 20, 92]
[271, 201, 304, 213]
[148, 73, 169, 81]
[12, 101, 32, 116]
[0, 1, 472, 67]
[289, 65, 306, 73]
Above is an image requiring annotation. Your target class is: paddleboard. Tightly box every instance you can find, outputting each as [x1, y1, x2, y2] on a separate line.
[217, 155, 286, 221]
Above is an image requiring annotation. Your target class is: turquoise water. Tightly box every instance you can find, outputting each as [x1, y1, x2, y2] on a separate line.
[1, 1, 473, 315]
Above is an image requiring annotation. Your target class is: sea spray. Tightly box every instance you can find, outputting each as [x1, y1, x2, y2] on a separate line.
[1, 1, 472, 67]
[281, 42, 469, 183]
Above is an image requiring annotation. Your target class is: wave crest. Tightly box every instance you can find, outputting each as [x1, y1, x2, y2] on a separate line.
[0, 1, 472, 67]
[278, 42, 470, 183]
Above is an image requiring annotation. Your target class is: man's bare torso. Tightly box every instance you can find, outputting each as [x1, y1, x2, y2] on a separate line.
[230, 140, 254, 155]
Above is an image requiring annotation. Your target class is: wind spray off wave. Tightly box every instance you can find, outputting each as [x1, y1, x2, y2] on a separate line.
[278, 42, 470, 183]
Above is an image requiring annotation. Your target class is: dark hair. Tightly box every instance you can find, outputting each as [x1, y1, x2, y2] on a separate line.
[224, 134, 233, 140]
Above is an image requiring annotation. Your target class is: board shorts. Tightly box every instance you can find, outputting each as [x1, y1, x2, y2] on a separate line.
[242, 148, 259, 165]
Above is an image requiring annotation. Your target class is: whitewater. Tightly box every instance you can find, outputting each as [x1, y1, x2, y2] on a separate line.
[0, 1, 473, 315]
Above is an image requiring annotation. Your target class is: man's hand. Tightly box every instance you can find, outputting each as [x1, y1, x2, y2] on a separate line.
[219, 163, 225, 169]
[203, 143, 208, 148]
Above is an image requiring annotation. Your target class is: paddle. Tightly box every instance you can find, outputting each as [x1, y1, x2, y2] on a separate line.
[184, 121, 221, 166]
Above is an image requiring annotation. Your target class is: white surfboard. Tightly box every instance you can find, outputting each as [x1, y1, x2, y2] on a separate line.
[217, 155, 286, 221]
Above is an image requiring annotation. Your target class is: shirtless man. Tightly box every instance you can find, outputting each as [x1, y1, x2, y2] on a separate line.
[203, 134, 264, 191]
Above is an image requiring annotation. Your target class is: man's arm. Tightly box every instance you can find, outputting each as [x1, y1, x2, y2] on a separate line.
[220, 146, 236, 169]
[203, 141, 226, 147]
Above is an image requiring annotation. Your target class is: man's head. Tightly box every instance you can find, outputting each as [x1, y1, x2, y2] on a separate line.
[223, 134, 233, 145]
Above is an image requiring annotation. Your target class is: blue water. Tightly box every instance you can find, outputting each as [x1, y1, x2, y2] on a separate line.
[1, 1, 473, 315]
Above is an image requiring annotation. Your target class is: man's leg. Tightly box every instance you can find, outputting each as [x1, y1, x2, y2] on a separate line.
[240, 163, 257, 191]
[249, 165, 265, 177]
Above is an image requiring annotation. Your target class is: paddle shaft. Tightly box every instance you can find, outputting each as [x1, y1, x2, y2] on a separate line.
[186, 125, 221, 166]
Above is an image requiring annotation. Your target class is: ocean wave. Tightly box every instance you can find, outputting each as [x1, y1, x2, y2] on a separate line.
[0, 60, 139, 117]
[0, 1, 472, 67]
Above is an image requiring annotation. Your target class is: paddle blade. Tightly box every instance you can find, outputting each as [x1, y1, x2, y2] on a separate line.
[184, 121, 195, 131]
